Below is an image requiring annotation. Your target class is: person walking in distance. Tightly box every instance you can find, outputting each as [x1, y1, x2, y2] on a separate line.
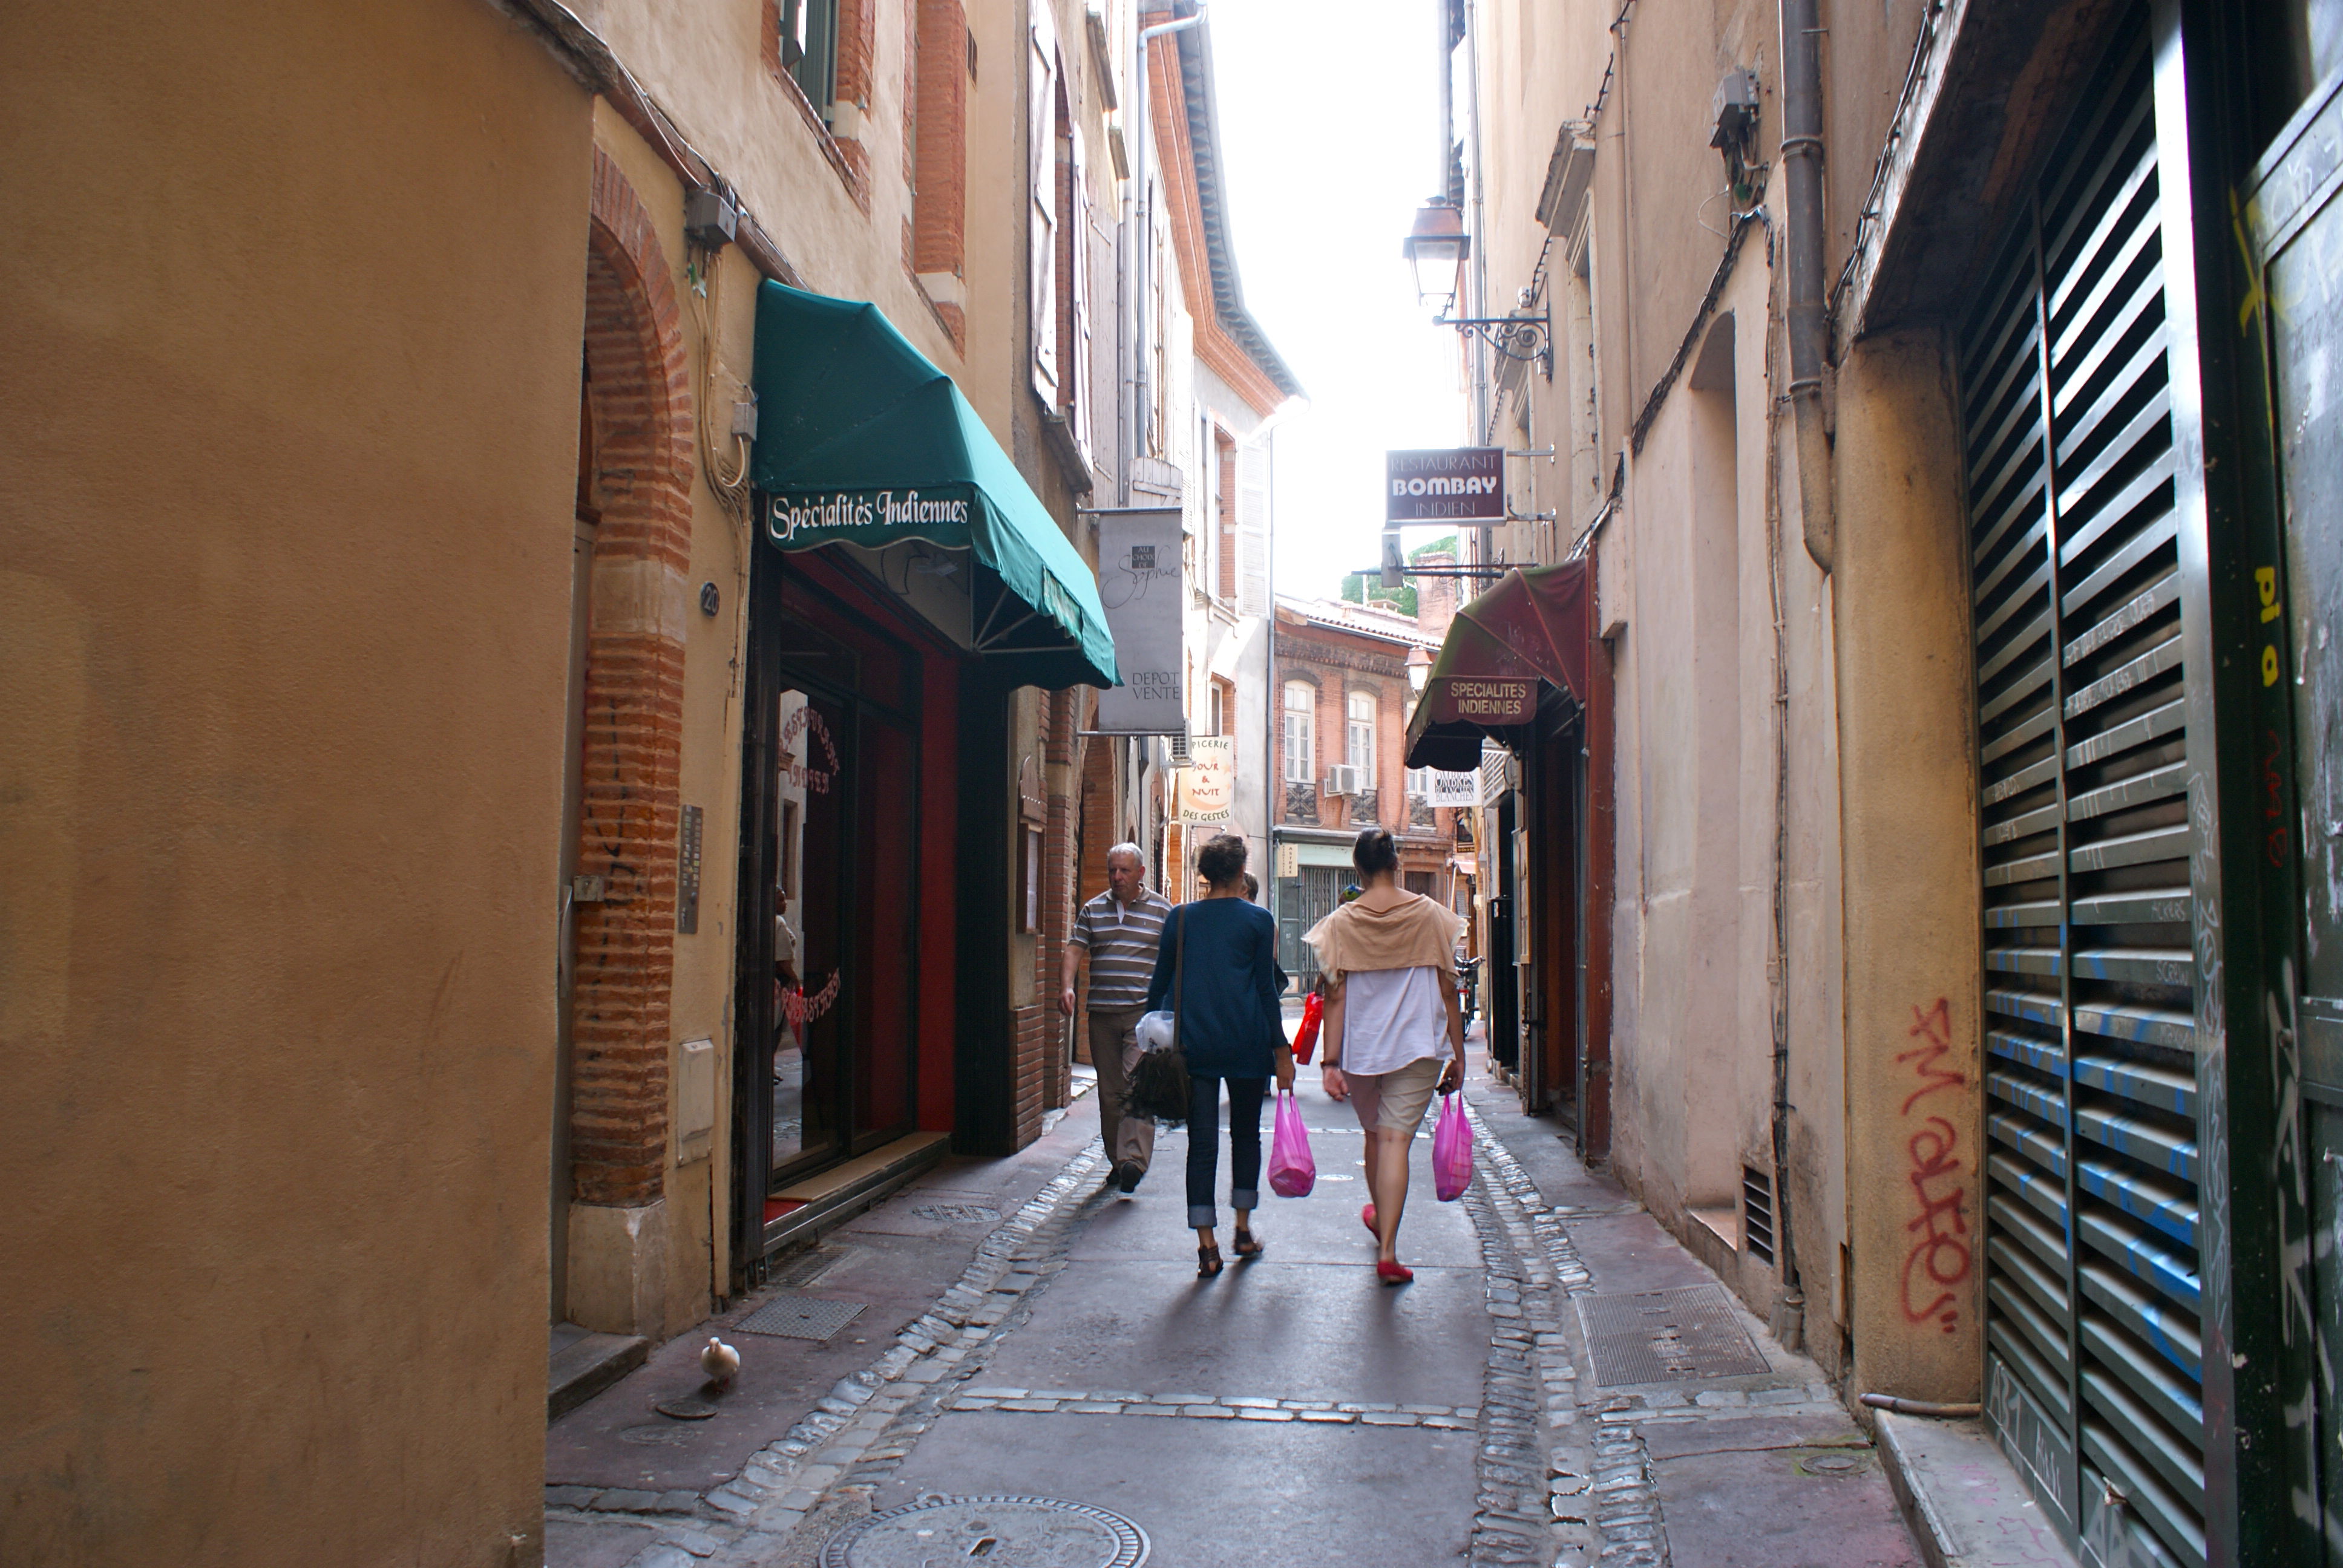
[1062, 844, 1172, 1194]
[1307, 828, 1465, 1285]
[1145, 834, 1293, 1278]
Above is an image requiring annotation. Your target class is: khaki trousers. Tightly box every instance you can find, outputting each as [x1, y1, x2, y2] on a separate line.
[1088, 1005, 1156, 1173]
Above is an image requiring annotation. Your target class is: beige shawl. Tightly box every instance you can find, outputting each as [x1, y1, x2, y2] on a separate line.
[1303, 893, 1461, 986]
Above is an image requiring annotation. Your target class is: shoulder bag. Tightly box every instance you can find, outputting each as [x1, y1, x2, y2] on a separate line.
[1125, 907, 1194, 1126]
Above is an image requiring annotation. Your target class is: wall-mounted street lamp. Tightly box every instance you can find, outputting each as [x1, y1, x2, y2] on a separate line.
[1401, 199, 1550, 377]
[1407, 643, 1433, 695]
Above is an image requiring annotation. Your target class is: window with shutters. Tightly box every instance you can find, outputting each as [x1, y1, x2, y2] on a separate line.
[1216, 428, 1239, 601]
[1027, 4, 1060, 410]
[778, 0, 841, 114]
[1963, 19, 2207, 1564]
[1235, 438, 1271, 616]
[1283, 682, 1314, 783]
[1346, 691, 1377, 791]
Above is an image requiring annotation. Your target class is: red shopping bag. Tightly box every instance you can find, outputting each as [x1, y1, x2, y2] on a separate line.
[1432, 1092, 1472, 1201]
[1268, 1088, 1316, 1197]
[1291, 990, 1325, 1063]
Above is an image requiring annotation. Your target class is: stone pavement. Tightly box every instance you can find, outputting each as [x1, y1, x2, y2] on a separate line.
[546, 1057, 1931, 1567]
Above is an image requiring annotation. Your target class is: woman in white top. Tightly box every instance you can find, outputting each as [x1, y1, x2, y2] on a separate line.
[1305, 827, 1466, 1284]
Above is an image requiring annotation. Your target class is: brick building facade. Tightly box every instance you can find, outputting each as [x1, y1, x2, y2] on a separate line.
[1270, 595, 1465, 984]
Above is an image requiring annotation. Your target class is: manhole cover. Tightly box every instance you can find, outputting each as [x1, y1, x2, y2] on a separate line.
[909, 1201, 1003, 1224]
[618, 1423, 687, 1446]
[655, 1394, 718, 1420]
[1576, 1285, 1769, 1385]
[736, 1293, 867, 1341]
[1798, 1451, 1868, 1477]
[822, 1495, 1147, 1567]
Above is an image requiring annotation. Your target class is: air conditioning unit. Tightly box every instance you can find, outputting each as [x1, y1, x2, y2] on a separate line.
[1323, 764, 1361, 797]
[1165, 728, 1193, 768]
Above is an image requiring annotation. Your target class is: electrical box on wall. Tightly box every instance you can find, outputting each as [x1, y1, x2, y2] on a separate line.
[676, 1037, 715, 1165]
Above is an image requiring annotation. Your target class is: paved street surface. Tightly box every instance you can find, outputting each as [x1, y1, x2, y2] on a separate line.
[546, 1048, 1926, 1568]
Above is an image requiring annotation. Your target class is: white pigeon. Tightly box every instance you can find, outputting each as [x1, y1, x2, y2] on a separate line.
[700, 1336, 741, 1387]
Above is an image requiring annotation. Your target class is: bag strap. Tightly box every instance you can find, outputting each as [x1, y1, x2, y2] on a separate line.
[1171, 905, 1187, 1053]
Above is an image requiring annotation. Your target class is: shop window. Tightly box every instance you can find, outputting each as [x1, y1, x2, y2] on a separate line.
[1346, 690, 1377, 791]
[1283, 681, 1314, 783]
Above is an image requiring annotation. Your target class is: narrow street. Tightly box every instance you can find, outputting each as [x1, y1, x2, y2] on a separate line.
[545, 1047, 1932, 1568]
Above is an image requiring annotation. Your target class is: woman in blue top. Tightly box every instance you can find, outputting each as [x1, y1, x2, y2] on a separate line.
[1145, 834, 1293, 1278]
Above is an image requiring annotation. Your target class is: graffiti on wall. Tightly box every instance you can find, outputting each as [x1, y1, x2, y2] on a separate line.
[1896, 998, 1971, 1333]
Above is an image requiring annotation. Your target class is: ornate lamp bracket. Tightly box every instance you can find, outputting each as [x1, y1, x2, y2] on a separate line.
[1435, 307, 1553, 378]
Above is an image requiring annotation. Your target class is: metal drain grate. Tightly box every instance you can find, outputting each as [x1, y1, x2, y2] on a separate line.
[1577, 1284, 1769, 1385]
[822, 1495, 1148, 1567]
[735, 1293, 867, 1341]
[908, 1200, 1003, 1224]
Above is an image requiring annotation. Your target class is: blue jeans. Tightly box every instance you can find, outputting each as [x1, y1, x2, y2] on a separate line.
[1187, 1075, 1267, 1229]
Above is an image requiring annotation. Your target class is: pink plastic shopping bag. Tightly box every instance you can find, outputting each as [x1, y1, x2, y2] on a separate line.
[1432, 1092, 1472, 1201]
[1268, 1088, 1316, 1198]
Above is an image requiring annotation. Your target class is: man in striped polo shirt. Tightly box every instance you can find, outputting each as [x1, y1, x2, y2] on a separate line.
[1060, 843, 1172, 1193]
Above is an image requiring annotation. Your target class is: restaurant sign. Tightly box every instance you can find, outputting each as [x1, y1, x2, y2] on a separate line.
[1438, 678, 1534, 722]
[1386, 447, 1504, 522]
[767, 488, 974, 547]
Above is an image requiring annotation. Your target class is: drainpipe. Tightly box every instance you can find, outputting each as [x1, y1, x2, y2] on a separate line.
[1131, 4, 1207, 466]
[1781, 0, 1834, 574]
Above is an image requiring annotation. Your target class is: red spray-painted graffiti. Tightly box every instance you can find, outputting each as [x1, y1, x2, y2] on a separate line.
[1895, 999, 1971, 1334]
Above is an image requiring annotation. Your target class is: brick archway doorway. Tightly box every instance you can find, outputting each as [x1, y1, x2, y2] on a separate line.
[554, 149, 693, 1338]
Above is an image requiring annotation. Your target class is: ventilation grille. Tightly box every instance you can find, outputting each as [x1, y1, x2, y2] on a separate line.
[1741, 1165, 1775, 1266]
[1961, 16, 2204, 1564]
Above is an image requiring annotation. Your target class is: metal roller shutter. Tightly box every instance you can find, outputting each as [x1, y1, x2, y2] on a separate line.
[1962, 15, 2204, 1566]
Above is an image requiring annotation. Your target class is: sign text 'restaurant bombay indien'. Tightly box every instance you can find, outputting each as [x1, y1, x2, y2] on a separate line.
[1385, 448, 1504, 522]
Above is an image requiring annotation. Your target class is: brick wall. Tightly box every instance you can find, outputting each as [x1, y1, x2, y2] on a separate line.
[1040, 687, 1075, 1113]
[909, 0, 968, 347]
[572, 150, 694, 1209]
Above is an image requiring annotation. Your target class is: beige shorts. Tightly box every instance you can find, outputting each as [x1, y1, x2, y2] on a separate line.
[1345, 1056, 1446, 1134]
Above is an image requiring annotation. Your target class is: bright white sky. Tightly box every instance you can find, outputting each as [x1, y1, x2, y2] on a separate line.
[1205, 0, 1467, 601]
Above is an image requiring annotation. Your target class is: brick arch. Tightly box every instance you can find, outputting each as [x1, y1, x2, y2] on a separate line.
[571, 148, 695, 1210]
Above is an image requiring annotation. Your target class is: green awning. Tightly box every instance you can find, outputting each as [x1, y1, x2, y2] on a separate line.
[751, 281, 1118, 689]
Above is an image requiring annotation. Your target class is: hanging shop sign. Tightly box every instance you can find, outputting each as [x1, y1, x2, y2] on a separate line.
[1425, 769, 1480, 808]
[1386, 447, 1504, 522]
[1092, 508, 1186, 733]
[1178, 735, 1236, 824]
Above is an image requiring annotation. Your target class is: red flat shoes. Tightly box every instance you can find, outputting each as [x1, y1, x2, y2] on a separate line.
[1375, 1258, 1414, 1285]
[1362, 1203, 1377, 1236]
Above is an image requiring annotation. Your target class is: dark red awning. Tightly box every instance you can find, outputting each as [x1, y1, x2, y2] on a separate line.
[1403, 561, 1589, 771]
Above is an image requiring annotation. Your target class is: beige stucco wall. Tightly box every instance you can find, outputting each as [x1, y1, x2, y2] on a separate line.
[0, 2, 591, 1562]
[589, 0, 964, 373]
[1830, 327, 1985, 1403]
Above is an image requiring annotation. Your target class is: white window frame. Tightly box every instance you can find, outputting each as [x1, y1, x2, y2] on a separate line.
[1283, 681, 1315, 784]
[1346, 690, 1377, 791]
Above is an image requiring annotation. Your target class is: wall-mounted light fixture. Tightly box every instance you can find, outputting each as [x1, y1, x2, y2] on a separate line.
[1401, 198, 1550, 378]
[1406, 643, 1433, 695]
